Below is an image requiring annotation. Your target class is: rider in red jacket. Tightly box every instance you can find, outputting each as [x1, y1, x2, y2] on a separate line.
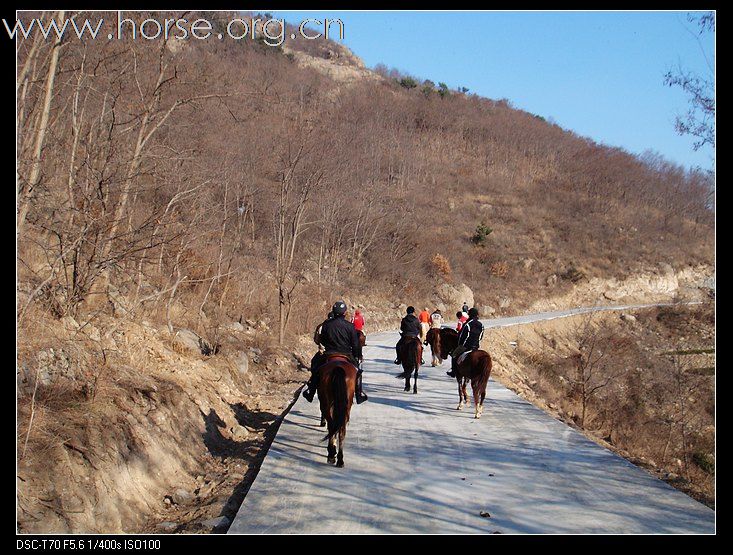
[351, 309, 365, 332]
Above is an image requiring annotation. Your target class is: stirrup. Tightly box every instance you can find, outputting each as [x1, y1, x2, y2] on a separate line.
[303, 388, 315, 402]
[394, 359, 401, 365]
[356, 392, 368, 404]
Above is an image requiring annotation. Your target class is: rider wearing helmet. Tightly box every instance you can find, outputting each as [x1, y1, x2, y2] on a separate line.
[446, 307, 484, 377]
[394, 306, 421, 365]
[303, 301, 368, 404]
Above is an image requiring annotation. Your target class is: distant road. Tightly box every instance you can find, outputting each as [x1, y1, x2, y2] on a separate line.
[229, 303, 714, 534]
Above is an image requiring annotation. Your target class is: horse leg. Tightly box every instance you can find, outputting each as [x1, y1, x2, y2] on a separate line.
[336, 427, 345, 468]
[472, 379, 482, 419]
[327, 435, 337, 464]
[462, 378, 470, 407]
[456, 377, 464, 410]
[404, 369, 411, 392]
[413, 366, 418, 394]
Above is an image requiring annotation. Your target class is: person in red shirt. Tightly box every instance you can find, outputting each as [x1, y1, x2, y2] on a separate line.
[418, 307, 431, 342]
[455, 311, 468, 332]
[351, 309, 365, 332]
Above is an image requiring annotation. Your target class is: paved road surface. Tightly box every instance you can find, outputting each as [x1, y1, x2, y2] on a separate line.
[229, 303, 714, 534]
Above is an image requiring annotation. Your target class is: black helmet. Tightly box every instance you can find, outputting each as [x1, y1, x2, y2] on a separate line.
[468, 307, 479, 319]
[332, 301, 347, 316]
[406, 306, 415, 314]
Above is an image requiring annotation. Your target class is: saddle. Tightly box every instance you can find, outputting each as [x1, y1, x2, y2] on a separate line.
[456, 350, 474, 366]
[324, 353, 352, 363]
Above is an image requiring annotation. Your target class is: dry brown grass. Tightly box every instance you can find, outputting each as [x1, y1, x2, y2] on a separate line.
[489, 304, 715, 507]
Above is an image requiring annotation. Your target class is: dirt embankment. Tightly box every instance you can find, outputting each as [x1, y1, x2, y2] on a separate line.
[17, 309, 309, 534]
[484, 302, 715, 508]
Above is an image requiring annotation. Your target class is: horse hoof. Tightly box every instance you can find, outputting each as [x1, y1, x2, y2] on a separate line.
[456, 405, 462, 410]
[413, 390, 417, 394]
[336, 461, 344, 468]
[327, 457, 336, 465]
[404, 387, 410, 392]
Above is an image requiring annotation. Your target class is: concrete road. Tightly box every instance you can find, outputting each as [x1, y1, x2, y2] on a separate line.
[229, 304, 714, 534]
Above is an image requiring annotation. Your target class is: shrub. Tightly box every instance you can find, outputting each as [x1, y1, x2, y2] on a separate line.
[430, 253, 452, 278]
[471, 223, 493, 246]
[692, 451, 715, 474]
[560, 265, 586, 283]
[399, 77, 418, 89]
[490, 261, 509, 278]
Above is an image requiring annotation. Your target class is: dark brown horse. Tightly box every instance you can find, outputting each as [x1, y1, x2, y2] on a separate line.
[453, 350, 493, 418]
[438, 328, 493, 418]
[317, 355, 357, 467]
[425, 327, 457, 366]
[397, 336, 423, 393]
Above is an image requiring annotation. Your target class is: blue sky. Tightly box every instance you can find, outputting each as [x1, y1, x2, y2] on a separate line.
[272, 10, 715, 171]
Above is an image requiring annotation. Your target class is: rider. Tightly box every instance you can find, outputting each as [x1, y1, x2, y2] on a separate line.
[430, 308, 443, 329]
[394, 306, 421, 365]
[446, 307, 484, 378]
[418, 307, 431, 342]
[303, 301, 368, 404]
[456, 310, 468, 332]
[351, 307, 365, 335]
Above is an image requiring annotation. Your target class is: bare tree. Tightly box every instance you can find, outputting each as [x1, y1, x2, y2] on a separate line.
[663, 12, 715, 153]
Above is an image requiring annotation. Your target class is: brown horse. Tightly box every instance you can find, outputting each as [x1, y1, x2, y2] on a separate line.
[358, 330, 366, 347]
[453, 350, 493, 418]
[439, 328, 492, 418]
[424, 327, 456, 366]
[397, 336, 423, 394]
[317, 355, 358, 467]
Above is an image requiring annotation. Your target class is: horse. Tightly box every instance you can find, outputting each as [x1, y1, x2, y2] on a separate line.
[358, 330, 367, 347]
[397, 335, 423, 394]
[424, 327, 455, 366]
[438, 328, 493, 418]
[316, 354, 358, 467]
[453, 350, 493, 418]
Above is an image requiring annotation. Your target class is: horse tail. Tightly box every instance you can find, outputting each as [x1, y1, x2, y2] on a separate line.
[324, 365, 348, 442]
[476, 352, 493, 391]
[408, 337, 420, 370]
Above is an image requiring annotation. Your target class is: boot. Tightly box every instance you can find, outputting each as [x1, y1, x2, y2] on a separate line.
[446, 357, 458, 378]
[302, 369, 320, 402]
[355, 370, 368, 404]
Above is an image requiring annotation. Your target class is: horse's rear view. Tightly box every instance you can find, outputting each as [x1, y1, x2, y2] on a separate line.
[317, 356, 358, 467]
[455, 350, 492, 418]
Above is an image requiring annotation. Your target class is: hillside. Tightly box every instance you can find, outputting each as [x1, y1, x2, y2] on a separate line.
[15, 11, 714, 533]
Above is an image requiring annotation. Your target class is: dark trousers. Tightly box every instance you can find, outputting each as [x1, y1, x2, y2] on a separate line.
[395, 335, 419, 360]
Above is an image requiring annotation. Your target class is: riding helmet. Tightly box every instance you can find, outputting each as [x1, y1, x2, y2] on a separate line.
[406, 306, 415, 314]
[468, 307, 479, 319]
[332, 301, 347, 316]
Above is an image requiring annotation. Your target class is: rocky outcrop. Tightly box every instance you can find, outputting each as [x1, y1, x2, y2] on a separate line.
[435, 283, 475, 313]
[528, 264, 714, 313]
[282, 45, 380, 87]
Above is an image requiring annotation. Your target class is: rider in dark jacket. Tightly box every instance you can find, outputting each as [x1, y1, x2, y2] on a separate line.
[303, 301, 367, 404]
[394, 306, 422, 364]
[446, 307, 484, 377]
